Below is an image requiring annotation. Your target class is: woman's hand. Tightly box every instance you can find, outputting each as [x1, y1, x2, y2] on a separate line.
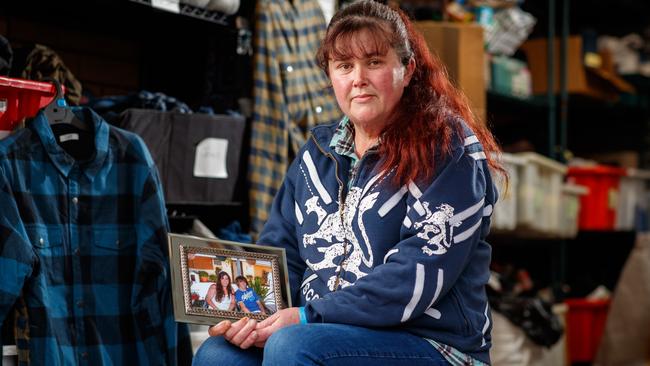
[250, 307, 301, 347]
[208, 317, 259, 349]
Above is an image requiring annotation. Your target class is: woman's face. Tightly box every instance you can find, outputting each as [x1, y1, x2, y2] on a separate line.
[328, 29, 413, 130]
[220, 274, 230, 287]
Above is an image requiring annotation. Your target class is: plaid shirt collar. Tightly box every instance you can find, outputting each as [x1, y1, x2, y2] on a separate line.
[31, 107, 110, 180]
[329, 116, 357, 161]
[329, 116, 381, 162]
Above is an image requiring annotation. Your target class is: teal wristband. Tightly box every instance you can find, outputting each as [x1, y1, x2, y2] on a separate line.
[298, 307, 308, 324]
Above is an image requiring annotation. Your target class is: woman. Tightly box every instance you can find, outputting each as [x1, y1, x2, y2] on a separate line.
[194, 0, 503, 364]
[205, 271, 236, 311]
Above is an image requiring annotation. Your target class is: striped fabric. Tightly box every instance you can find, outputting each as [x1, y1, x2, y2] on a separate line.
[0, 109, 189, 365]
[249, 0, 341, 234]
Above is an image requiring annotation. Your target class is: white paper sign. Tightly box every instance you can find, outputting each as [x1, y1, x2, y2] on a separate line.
[151, 0, 180, 14]
[193, 138, 228, 179]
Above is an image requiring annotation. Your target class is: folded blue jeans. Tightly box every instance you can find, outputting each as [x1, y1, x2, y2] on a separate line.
[192, 323, 451, 366]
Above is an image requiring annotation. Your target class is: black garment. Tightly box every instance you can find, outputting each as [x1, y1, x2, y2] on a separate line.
[0, 35, 12, 75]
[118, 109, 245, 204]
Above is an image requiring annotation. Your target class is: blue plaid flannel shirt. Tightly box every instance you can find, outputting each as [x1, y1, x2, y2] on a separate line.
[0, 108, 189, 365]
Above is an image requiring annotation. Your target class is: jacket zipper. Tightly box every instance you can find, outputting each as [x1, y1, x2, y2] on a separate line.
[310, 134, 347, 291]
[309, 134, 383, 291]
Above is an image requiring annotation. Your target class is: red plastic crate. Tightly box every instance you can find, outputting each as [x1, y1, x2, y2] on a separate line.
[567, 166, 626, 230]
[565, 298, 610, 363]
[0, 76, 59, 137]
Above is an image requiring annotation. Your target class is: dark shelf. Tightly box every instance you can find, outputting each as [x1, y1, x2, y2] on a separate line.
[488, 86, 650, 157]
[128, 0, 231, 26]
[489, 89, 649, 114]
[491, 229, 637, 298]
[487, 91, 549, 109]
[565, 230, 636, 297]
[166, 201, 248, 235]
[489, 228, 637, 243]
[489, 228, 570, 242]
[521, 0, 650, 38]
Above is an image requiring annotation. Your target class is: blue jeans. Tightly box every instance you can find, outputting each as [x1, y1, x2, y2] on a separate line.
[192, 323, 451, 365]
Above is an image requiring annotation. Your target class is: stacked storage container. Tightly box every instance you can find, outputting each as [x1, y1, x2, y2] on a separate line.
[491, 153, 526, 231]
[567, 166, 626, 230]
[616, 168, 650, 231]
[565, 298, 611, 364]
[491, 152, 588, 238]
[560, 183, 589, 238]
[516, 152, 568, 234]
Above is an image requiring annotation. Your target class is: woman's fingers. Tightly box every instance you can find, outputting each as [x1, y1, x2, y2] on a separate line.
[223, 317, 248, 341]
[256, 312, 279, 329]
[239, 330, 258, 349]
[227, 318, 258, 347]
[207, 320, 231, 337]
[256, 308, 301, 344]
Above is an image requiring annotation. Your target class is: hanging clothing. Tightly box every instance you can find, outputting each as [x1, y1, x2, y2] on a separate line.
[0, 108, 190, 365]
[249, 0, 341, 234]
[18, 44, 83, 105]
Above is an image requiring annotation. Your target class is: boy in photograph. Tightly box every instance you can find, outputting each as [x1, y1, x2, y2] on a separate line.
[234, 276, 267, 315]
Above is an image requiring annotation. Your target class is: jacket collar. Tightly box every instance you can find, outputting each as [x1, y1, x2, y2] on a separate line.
[310, 120, 342, 154]
[31, 107, 110, 180]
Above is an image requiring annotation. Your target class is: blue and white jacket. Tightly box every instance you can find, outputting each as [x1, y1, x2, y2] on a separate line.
[258, 119, 498, 364]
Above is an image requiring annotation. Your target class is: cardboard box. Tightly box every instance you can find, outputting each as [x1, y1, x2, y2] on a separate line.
[415, 21, 486, 123]
[520, 36, 634, 100]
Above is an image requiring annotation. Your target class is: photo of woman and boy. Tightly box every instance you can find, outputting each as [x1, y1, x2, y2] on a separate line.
[188, 253, 275, 315]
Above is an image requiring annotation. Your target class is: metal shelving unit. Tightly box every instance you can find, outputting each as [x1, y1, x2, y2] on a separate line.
[128, 0, 230, 26]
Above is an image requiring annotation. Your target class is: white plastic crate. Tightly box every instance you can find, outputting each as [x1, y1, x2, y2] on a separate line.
[492, 153, 526, 231]
[516, 152, 568, 234]
[559, 183, 588, 238]
[616, 168, 650, 231]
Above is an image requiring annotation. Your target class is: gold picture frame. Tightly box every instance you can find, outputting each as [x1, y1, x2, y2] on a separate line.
[168, 233, 291, 325]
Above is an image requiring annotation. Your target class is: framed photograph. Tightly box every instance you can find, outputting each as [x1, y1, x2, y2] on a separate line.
[168, 233, 292, 325]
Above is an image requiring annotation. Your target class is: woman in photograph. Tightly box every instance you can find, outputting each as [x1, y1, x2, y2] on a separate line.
[194, 0, 503, 364]
[205, 271, 236, 311]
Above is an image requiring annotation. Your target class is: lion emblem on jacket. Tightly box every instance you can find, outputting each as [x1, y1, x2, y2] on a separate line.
[301, 188, 379, 290]
[413, 202, 461, 255]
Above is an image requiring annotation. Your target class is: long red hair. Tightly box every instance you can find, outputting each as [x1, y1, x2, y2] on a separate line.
[317, 0, 504, 186]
